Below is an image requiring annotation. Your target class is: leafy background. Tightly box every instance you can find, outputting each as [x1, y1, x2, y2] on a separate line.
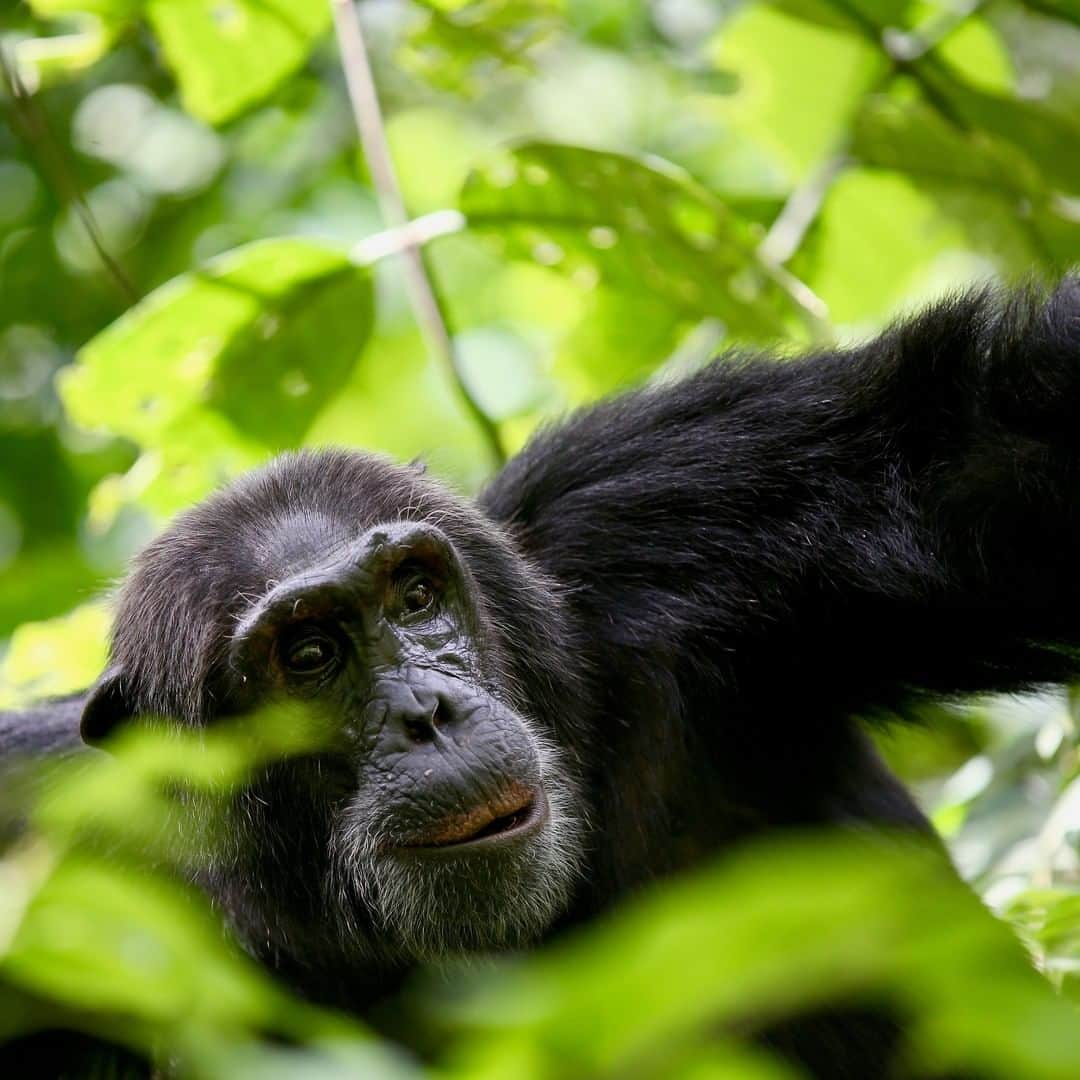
[0, 0, 1079, 1075]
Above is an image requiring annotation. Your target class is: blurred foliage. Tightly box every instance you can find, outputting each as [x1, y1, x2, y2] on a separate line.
[0, 0, 1079, 1075]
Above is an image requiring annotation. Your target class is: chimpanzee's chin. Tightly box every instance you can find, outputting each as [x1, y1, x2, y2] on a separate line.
[367, 825, 577, 959]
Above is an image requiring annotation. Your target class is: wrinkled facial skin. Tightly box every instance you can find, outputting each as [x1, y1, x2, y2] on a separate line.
[226, 520, 584, 962]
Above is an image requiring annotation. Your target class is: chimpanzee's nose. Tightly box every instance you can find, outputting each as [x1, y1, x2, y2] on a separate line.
[377, 680, 458, 750]
[399, 698, 449, 744]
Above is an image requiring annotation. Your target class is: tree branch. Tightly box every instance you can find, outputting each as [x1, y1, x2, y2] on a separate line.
[328, 0, 506, 467]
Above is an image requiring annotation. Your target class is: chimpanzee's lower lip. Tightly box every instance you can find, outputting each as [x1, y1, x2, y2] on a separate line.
[397, 789, 549, 854]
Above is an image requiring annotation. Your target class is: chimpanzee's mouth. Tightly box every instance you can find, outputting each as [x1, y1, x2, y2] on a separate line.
[401, 786, 548, 852]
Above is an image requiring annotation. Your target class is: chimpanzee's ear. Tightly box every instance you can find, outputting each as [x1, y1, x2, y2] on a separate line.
[80, 666, 135, 747]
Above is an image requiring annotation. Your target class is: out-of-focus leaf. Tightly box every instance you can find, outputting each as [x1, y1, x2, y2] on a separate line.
[1007, 888, 1080, 963]
[433, 834, 1080, 1080]
[708, 5, 885, 182]
[764, 0, 908, 35]
[27, 0, 140, 14]
[1019, 0, 1080, 26]
[553, 288, 686, 401]
[461, 142, 793, 338]
[61, 238, 373, 452]
[850, 94, 1074, 271]
[400, 0, 562, 97]
[918, 57, 1080, 196]
[0, 603, 110, 709]
[935, 15, 1013, 95]
[3, 856, 274, 1024]
[144, 0, 331, 125]
[854, 94, 1041, 196]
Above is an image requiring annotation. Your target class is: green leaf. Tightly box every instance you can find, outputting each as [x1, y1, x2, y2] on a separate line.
[764, 0, 908, 36]
[0, 602, 110, 708]
[918, 56, 1080, 196]
[400, 0, 563, 97]
[3, 857, 275, 1026]
[553, 289, 686, 401]
[935, 15, 1013, 95]
[436, 834, 1080, 1079]
[852, 94, 1075, 272]
[708, 5, 885, 183]
[1019, 0, 1080, 26]
[461, 142, 792, 339]
[854, 95, 1041, 196]
[27, 0, 141, 16]
[144, 0, 331, 125]
[62, 238, 374, 451]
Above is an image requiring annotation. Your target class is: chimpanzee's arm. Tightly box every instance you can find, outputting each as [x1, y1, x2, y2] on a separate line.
[482, 278, 1080, 714]
[0, 695, 89, 759]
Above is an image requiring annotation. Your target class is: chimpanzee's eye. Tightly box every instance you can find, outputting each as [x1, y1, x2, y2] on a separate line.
[281, 630, 339, 676]
[402, 575, 436, 614]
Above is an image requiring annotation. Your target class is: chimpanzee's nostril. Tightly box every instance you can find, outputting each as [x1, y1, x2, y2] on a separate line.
[404, 717, 434, 744]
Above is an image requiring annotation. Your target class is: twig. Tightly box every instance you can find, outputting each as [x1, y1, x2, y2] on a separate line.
[0, 45, 137, 303]
[328, 0, 506, 466]
[759, 152, 851, 269]
[349, 210, 466, 265]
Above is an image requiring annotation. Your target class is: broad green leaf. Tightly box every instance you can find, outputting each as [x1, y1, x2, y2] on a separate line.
[461, 142, 792, 339]
[62, 238, 373, 451]
[853, 94, 1074, 272]
[144, 0, 331, 125]
[917, 56, 1080, 196]
[854, 95, 1041, 197]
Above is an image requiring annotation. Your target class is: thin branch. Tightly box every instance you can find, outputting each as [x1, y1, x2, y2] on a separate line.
[328, 0, 506, 467]
[0, 45, 137, 303]
[759, 152, 851, 268]
[349, 210, 466, 265]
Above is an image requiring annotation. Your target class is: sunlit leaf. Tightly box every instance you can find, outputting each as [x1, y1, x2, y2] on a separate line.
[144, 0, 332, 125]
[461, 142, 793, 338]
[61, 238, 374, 452]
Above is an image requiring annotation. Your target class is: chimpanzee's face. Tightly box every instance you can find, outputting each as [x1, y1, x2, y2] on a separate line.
[228, 517, 584, 957]
[81, 453, 586, 961]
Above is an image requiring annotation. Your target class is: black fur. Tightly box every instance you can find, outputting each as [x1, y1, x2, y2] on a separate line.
[3, 277, 1079, 1077]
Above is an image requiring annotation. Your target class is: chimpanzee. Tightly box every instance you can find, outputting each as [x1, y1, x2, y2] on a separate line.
[4, 278, 1080, 1077]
